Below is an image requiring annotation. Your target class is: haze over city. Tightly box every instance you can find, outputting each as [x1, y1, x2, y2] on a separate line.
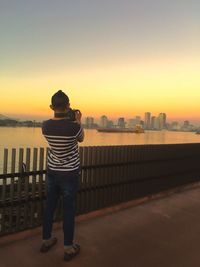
[1, 0, 200, 122]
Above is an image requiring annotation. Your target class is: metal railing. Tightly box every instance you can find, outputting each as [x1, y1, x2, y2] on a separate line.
[1, 144, 200, 236]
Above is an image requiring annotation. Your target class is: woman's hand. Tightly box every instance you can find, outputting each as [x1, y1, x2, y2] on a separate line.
[75, 110, 82, 124]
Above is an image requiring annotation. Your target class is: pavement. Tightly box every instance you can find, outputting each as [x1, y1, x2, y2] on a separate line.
[1, 184, 200, 267]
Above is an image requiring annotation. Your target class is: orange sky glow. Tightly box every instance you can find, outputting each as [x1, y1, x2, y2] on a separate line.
[1, 1, 200, 123]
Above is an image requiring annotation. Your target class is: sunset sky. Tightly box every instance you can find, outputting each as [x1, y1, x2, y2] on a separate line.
[0, 0, 200, 122]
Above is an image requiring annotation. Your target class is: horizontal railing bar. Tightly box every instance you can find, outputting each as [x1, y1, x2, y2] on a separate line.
[1, 155, 200, 179]
[0, 170, 46, 179]
[1, 167, 200, 208]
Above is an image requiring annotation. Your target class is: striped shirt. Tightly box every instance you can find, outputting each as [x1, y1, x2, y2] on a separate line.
[42, 119, 84, 171]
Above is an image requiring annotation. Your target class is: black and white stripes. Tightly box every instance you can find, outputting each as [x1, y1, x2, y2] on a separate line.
[42, 119, 84, 171]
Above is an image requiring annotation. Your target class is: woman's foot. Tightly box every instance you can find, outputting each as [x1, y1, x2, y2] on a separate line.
[64, 243, 80, 261]
[40, 237, 58, 253]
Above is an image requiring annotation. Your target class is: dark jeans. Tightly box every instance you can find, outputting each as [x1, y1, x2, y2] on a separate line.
[42, 168, 80, 246]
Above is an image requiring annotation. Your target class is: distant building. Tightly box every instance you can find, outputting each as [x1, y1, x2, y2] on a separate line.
[170, 121, 181, 131]
[118, 118, 126, 128]
[158, 113, 167, 129]
[154, 117, 160, 130]
[181, 120, 195, 132]
[144, 112, 151, 130]
[100, 115, 108, 128]
[128, 116, 142, 127]
[127, 119, 137, 128]
[85, 117, 95, 128]
[140, 120, 144, 127]
[0, 116, 42, 127]
[165, 123, 170, 130]
[183, 120, 190, 127]
[0, 119, 18, 127]
[107, 120, 114, 128]
[150, 116, 156, 130]
[135, 116, 141, 124]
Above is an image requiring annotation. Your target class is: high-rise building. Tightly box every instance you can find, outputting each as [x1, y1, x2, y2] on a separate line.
[181, 120, 194, 132]
[158, 113, 167, 129]
[170, 121, 180, 131]
[144, 112, 151, 129]
[150, 116, 156, 130]
[183, 120, 190, 127]
[128, 119, 137, 128]
[154, 117, 160, 130]
[85, 117, 94, 128]
[107, 120, 114, 128]
[118, 117, 125, 128]
[100, 115, 108, 128]
[135, 116, 141, 124]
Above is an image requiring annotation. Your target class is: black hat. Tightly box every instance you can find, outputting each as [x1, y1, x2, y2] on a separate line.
[51, 90, 69, 109]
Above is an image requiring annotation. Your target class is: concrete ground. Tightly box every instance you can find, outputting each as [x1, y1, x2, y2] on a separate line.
[1, 185, 200, 267]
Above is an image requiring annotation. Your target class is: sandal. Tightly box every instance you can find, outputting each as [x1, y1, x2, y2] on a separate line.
[64, 243, 81, 261]
[40, 237, 58, 253]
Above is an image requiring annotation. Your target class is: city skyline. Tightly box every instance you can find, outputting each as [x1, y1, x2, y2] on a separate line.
[1, 1, 200, 121]
[85, 112, 199, 129]
[1, 111, 200, 127]
[0, 111, 199, 131]
[83, 113, 198, 132]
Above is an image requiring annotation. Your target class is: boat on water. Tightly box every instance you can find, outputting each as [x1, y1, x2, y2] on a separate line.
[97, 125, 145, 133]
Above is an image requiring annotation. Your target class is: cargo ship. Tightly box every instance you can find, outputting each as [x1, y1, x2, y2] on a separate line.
[97, 125, 145, 133]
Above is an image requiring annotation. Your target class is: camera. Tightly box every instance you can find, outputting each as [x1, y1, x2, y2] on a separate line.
[65, 108, 80, 121]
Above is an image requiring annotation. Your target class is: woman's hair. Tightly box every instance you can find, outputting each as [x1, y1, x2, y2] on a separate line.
[51, 90, 69, 109]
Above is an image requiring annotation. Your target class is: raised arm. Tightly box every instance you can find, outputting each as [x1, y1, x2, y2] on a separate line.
[75, 110, 84, 142]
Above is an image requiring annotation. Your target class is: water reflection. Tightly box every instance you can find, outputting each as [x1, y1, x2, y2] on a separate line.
[0, 127, 200, 150]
